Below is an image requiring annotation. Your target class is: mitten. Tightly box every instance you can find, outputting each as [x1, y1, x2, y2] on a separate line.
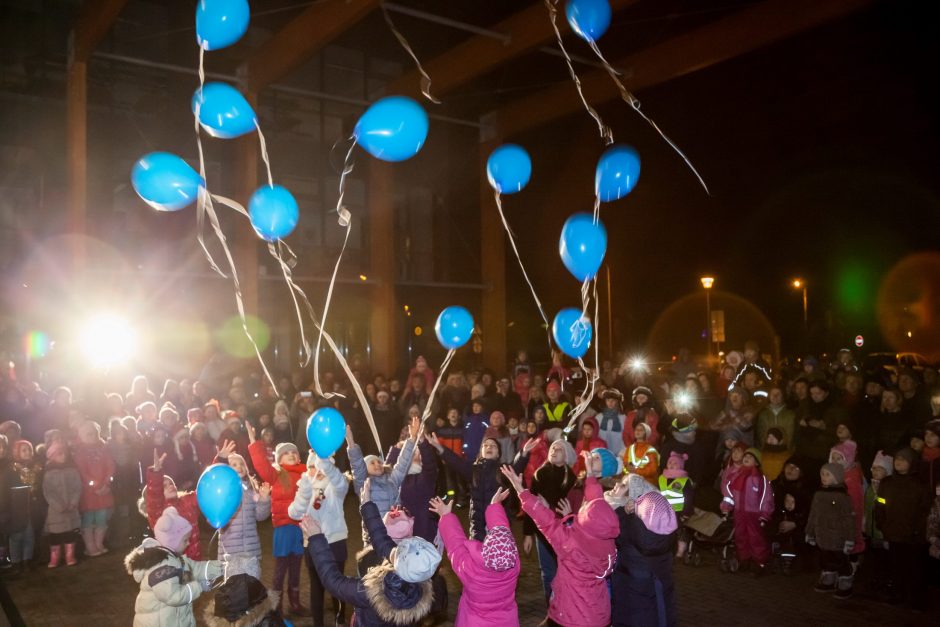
[843, 540, 855, 555]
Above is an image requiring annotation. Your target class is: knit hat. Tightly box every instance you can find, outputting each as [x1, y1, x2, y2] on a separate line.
[632, 386, 653, 400]
[591, 448, 623, 478]
[383, 507, 415, 543]
[662, 452, 688, 479]
[275, 442, 299, 464]
[601, 388, 624, 402]
[154, 506, 193, 551]
[821, 462, 845, 485]
[829, 440, 857, 467]
[363, 454, 381, 467]
[482, 525, 518, 572]
[871, 450, 893, 476]
[633, 421, 652, 441]
[546, 380, 561, 394]
[549, 439, 577, 467]
[188, 421, 208, 438]
[894, 447, 917, 467]
[636, 492, 678, 535]
[12, 440, 33, 462]
[625, 473, 657, 500]
[186, 408, 203, 425]
[744, 447, 762, 466]
[489, 410, 506, 424]
[925, 420, 940, 439]
[392, 536, 441, 583]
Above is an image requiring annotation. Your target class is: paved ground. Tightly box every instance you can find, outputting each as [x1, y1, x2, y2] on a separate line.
[2, 496, 936, 626]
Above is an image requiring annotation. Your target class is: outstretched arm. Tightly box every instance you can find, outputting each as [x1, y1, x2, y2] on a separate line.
[362, 500, 398, 560]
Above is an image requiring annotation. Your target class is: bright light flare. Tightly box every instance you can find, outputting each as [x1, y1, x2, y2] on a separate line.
[79, 314, 137, 368]
[700, 276, 715, 289]
[629, 356, 646, 371]
[674, 392, 692, 409]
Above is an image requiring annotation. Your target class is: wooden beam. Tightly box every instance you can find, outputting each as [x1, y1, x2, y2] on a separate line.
[384, 0, 639, 99]
[70, 0, 130, 63]
[493, 0, 873, 137]
[242, 0, 382, 92]
[368, 162, 397, 378]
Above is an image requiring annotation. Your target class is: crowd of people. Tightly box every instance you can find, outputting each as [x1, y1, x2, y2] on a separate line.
[1, 340, 939, 626]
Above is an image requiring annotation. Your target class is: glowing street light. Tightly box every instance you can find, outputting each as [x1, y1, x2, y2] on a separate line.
[792, 278, 808, 332]
[700, 276, 715, 359]
[79, 313, 136, 369]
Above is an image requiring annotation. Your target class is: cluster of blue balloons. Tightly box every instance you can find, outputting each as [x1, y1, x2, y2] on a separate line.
[435, 306, 475, 350]
[196, 463, 242, 529]
[307, 407, 347, 458]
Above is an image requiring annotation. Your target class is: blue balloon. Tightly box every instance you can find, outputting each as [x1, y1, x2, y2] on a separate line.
[196, 0, 250, 51]
[354, 96, 429, 162]
[192, 82, 257, 139]
[596, 144, 640, 202]
[306, 408, 347, 458]
[486, 144, 532, 195]
[559, 213, 607, 281]
[435, 306, 474, 350]
[131, 152, 204, 212]
[249, 185, 299, 241]
[565, 0, 612, 43]
[196, 463, 242, 529]
[553, 308, 593, 359]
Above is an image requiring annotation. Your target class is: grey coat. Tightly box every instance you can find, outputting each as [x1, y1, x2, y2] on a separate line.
[219, 480, 271, 559]
[43, 464, 82, 534]
[348, 440, 415, 542]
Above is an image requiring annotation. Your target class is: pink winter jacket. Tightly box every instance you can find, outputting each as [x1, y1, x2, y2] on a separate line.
[439, 504, 520, 627]
[72, 440, 116, 512]
[722, 466, 774, 520]
[520, 477, 618, 627]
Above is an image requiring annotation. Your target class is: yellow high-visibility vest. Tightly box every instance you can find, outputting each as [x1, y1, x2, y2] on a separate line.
[658, 475, 689, 511]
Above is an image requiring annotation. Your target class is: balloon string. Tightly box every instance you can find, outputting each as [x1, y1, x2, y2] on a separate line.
[255, 122, 275, 188]
[544, 0, 613, 145]
[193, 48, 226, 278]
[417, 348, 456, 440]
[493, 190, 553, 355]
[265, 239, 383, 455]
[380, 3, 441, 104]
[565, 277, 601, 432]
[587, 40, 709, 194]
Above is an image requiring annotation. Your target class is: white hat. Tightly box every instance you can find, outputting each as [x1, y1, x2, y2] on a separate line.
[392, 537, 441, 583]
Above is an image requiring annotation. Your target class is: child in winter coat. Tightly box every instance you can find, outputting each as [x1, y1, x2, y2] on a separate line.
[124, 506, 222, 627]
[829, 440, 866, 561]
[41, 441, 82, 567]
[610, 490, 678, 627]
[596, 388, 626, 456]
[385, 436, 439, 542]
[520, 419, 548, 487]
[522, 438, 577, 601]
[623, 386, 660, 446]
[433, 489, 521, 626]
[624, 422, 659, 486]
[143, 449, 202, 560]
[301, 490, 441, 627]
[805, 463, 857, 598]
[659, 451, 694, 557]
[348, 419, 418, 537]
[574, 416, 606, 476]
[165, 427, 199, 491]
[436, 408, 467, 503]
[770, 490, 808, 574]
[288, 451, 349, 627]
[247, 423, 310, 618]
[721, 448, 774, 575]
[216, 441, 272, 580]
[863, 451, 893, 596]
[73, 421, 116, 558]
[503, 455, 620, 627]
[873, 447, 931, 609]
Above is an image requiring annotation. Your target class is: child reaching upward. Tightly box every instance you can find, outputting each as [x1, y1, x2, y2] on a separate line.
[432, 488, 521, 626]
[502, 454, 619, 627]
[142, 450, 201, 560]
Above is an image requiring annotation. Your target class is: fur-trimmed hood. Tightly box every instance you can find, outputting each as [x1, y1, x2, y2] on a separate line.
[202, 590, 282, 627]
[124, 538, 175, 582]
[361, 562, 433, 625]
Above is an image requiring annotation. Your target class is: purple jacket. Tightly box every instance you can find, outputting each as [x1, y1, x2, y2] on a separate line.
[439, 505, 520, 626]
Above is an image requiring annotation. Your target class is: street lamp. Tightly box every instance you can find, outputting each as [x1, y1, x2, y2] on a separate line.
[792, 278, 808, 332]
[700, 276, 715, 360]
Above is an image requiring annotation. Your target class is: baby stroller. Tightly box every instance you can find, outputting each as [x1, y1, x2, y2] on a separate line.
[681, 508, 738, 572]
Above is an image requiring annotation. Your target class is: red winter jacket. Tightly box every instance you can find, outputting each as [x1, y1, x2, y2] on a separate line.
[722, 466, 774, 520]
[248, 441, 305, 528]
[145, 468, 202, 559]
[72, 441, 116, 512]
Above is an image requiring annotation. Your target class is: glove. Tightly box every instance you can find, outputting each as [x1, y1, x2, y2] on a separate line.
[805, 535, 816, 546]
[843, 541, 855, 555]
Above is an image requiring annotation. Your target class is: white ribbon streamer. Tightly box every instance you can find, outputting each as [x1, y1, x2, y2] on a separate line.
[417, 348, 457, 441]
[380, 3, 441, 104]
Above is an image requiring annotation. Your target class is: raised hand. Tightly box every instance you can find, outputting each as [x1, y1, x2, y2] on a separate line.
[218, 440, 236, 459]
[360, 478, 372, 504]
[522, 437, 539, 455]
[245, 422, 256, 444]
[153, 450, 166, 472]
[425, 432, 443, 453]
[428, 496, 453, 517]
[500, 465, 525, 494]
[299, 514, 321, 538]
[581, 450, 595, 476]
[345, 425, 355, 446]
[408, 416, 420, 441]
[258, 482, 271, 499]
[555, 498, 572, 517]
[491, 487, 511, 505]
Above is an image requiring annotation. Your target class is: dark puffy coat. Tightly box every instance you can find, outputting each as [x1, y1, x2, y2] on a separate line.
[203, 574, 286, 627]
[522, 461, 576, 538]
[805, 486, 855, 551]
[308, 502, 434, 627]
[612, 509, 677, 627]
[874, 472, 930, 543]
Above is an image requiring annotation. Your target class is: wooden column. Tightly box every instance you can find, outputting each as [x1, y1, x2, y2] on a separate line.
[368, 161, 397, 377]
[233, 91, 259, 316]
[479, 135, 506, 372]
[66, 59, 87, 267]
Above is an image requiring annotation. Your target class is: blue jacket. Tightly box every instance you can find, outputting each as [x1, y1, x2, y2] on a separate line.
[306, 502, 434, 627]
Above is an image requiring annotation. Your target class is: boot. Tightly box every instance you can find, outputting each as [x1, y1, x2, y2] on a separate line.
[47, 545, 62, 569]
[82, 528, 100, 557]
[287, 588, 311, 617]
[94, 527, 109, 555]
[814, 570, 836, 592]
[834, 575, 854, 600]
[64, 543, 78, 566]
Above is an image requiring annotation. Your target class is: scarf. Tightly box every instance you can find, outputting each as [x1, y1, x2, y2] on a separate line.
[598, 408, 623, 432]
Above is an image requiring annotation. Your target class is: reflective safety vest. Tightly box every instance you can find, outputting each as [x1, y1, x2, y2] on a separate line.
[544, 402, 569, 424]
[658, 475, 689, 511]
